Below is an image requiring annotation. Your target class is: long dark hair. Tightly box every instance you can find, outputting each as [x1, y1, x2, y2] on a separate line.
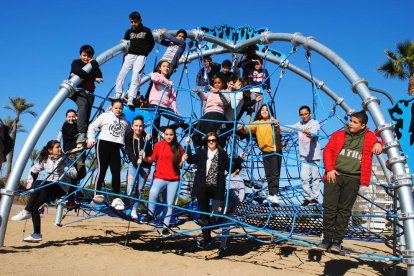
[204, 132, 222, 150]
[156, 60, 170, 75]
[162, 126, 182, 175]
[254, 104, 274, 121]
[38, 140, 60, 164]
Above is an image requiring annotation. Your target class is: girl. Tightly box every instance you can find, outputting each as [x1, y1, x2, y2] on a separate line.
[193, 75, 229, 147]
[140, 126, 185, 236]
[11, 140, 77, 242]
[238, 104, 282, 204]
[86, 99, 129, 210]
[184, 132, 233, 247]
[125, 115, 153, 219]
[148, 60, 187, 139]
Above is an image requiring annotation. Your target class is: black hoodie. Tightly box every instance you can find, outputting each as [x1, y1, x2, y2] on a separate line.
[124, 24, 155, 56]
[124, 130, 153, 169]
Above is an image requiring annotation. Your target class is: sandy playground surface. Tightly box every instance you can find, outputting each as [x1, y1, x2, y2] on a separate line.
[0, 204, 406, 276]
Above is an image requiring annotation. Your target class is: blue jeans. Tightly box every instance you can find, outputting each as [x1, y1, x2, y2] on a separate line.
[127, 163, 150, 195]
[148, 178, 179, 228]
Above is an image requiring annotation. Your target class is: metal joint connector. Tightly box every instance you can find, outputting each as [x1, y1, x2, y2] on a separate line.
[281, 60, 289, 68]
[119, 39, 130, 53]
[0, 188, 16, 197]
[260, 31, 271, 44]
[398, 212, 414, 221]
[376, 123, 394, 133]
[192, 29, 205, 41]
[346, 109, 355, 116]
[335, 97, 344, 105]
[386, 155, 407, 170]
[316, 81, 324, 89]
[59, 80, 76, 94]
[351, 78, 368, 93]
[362, 96, 380, 111]
[383, 140, 401, 152]
[403, 250, 414, 258]
[304, 36, 316, 51]
[291, 32, 302, 46]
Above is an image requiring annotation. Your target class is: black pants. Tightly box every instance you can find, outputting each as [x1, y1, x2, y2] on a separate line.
[262, 151, 282, 195]
[196, 184, 217, 241]
[322, 174, 360, 242]
[95, 140, 122, 194]
[25, 181, 65, 234]
[149, 104, 188, 140]
[69, 91, 94, 134]
[194, 112, 224, 147]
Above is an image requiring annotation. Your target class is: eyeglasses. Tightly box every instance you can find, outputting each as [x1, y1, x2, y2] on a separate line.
[207, 139, 217, 143]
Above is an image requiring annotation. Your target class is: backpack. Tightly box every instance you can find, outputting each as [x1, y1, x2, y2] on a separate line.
[2, 125, 13, 156]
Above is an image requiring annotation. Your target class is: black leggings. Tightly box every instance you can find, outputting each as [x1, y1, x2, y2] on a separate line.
[25, 181, 65, 234]
[95, 140, 122, 195]
[196, 184, 217, 241]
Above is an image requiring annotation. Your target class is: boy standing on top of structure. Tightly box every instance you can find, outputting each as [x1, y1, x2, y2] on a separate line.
[280, 106, 321, 207]
[158, 29, 187, 77]
[112, 11, 155, 107]
[318, 111, 382, 253]
[69, 45, 103, 152]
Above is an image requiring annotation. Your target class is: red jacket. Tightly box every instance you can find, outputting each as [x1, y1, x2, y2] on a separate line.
[147, 140, 184, 181]
[323, 128, 381, 186]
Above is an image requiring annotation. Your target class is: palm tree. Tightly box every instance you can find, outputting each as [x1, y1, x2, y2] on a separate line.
[30, 149, 40, 166]
[3, 97, 37, 178]
[377, 40, 414, 97]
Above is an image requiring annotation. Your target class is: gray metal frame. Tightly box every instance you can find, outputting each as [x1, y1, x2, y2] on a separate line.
[1, 30, 412, 273]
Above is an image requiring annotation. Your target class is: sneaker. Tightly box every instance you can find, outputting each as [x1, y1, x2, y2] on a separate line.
[198, 238, 213, 249]
[161, 228, 171, 237]
[111, 198, 125, 211]
[127, 98, 135, 108]
[90, 195, 105, 206]
[317, 239, 332, 251]
[309, 199, 319, 206]
[141, 214, 154, 223]
[330, 240, 342, 253]
[130, 209, 138, 220]
[264, 195, 279, 205]
[108, 93, 121, 101]
[76, 133, 87, 144]
[218, 247, 226, 258]
[11, 210, 31, 221]
[69, 143, 85, 153]
[23, 233, 42, 242]
[301, 199, 310, 207]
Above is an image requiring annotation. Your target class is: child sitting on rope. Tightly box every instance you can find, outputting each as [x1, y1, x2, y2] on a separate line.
[148, 60, 188, 140]
[317, 111, 382, 253]
[237, 104, 282, 205]
[69, 45, 103, 152]
[192, 75, 229, 147]
[158, 29, 187, 78]
[11, 140, 77, 242]
[111, 11, 155, 107]
[125, 115, 153, 220]
[86, 99, 129, 210]
[279, 106, 321, 207]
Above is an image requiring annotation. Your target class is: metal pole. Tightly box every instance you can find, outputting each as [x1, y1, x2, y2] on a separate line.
[0, 41, 128, 246]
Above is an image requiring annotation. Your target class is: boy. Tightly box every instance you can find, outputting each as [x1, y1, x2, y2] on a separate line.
[69, 45, 103, 151]
[112, 11, 155, 107]
[159, 29, 187, 77]
[280, 106, 321, 207]
[196, 56, 221, 87]
[318, 111, 382, 253]
[217, 59, 237, 84]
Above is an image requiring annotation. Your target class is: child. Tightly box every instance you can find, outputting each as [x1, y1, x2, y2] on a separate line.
[69, 45, 103, 151]
[318, 111, 382, 253]
[279, 106, 321, 207]
[159, 29, 187, 77]
[237, 104, 282, 204]
[86, 99, 129, 210]
[11, 140, 77, 241]
[237, 45, 258, 78]
[125, 115, 153, 219]
[140, 127, 185, 237]
[112, 11, 155, 107]
[196, 56, 221, 87]
[217, 59, 237, 84]
[148, 60, 187, 139]
[193, 75, 229, 146]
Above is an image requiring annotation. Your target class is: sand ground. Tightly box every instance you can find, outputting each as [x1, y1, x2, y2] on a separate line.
[0, 204, 406, 276]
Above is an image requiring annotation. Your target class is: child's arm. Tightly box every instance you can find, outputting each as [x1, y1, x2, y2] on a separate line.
[192, 88, 207, 101]
[86, 113, 105, 147]
[241, 60, 254, 70]
[161, 32, 186, 47]
[264, 69, 271, 92]
[71, 60, 103, 82]
[145, 28, 155, 56]
[61, 158, 78, 180]
[26, 161, 44, 189]
[372, 142, 383, 155]
[140, 142, 158, 163]
[323, 132, 340, 183]
[151, 72, 173, 87]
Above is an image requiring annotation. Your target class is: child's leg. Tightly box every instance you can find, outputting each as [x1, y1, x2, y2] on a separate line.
[115, 54, 136, 97]
[137, 167, 150, 192]
[127, 162, 137, 196]
[196, 185, 215, 241]
[127, 55, 146, 100]
[94, 140, 111, 194]
[262, 153, 282, 196]
[72, 92, 94, 143]
[163, 181, 179, 227]
[148, 178, 167, 216]
[310, 160, 321, 200]
[322, 176, 342, 241]
[108, 144, 121, 195]
[333, 175, 360, 242]
[300, 159, 312, 200]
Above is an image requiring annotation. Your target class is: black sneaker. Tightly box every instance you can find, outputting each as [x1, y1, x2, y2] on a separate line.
[308, 199, 319, 206]
[330, 240, 342, 253]
[161, 228, 171, 237]
[317, 239, 331, 251]
[301, 199, 311, 207]
[140, 214, 154, 223]
[218, 247, 226, 258]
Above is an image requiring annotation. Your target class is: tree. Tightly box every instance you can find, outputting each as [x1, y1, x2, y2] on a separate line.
[29, 149, 40, 166]
[3, 97, 37, 178]
[377, 39, 414, 97]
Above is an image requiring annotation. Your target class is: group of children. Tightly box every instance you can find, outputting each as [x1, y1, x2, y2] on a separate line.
[11, 11, 384, 254]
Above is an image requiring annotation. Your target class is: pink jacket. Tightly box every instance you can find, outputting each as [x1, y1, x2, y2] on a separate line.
[198, 92, 225, 114]
[149, 72, 177, 111]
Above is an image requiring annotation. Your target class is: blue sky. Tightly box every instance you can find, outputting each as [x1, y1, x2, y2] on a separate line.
[0, 0, 413, 177]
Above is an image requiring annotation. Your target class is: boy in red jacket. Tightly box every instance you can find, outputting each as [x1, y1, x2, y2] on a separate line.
[318, 111, 382, 253]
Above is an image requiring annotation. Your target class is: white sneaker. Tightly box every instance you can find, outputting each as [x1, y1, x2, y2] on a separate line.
[23, 233, 42, 242]
[130, 209, 138, 220]
[108, 93, 121, 100]
[11, 210, 31, 221]
[90, 195, 105, 206]
[127, 98, 134, 107]
[264, 195, 279, 205]
[111, 198, 125, 211]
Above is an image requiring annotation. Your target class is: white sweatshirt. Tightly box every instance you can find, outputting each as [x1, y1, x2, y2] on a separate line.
[87, 111, 129, 145]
